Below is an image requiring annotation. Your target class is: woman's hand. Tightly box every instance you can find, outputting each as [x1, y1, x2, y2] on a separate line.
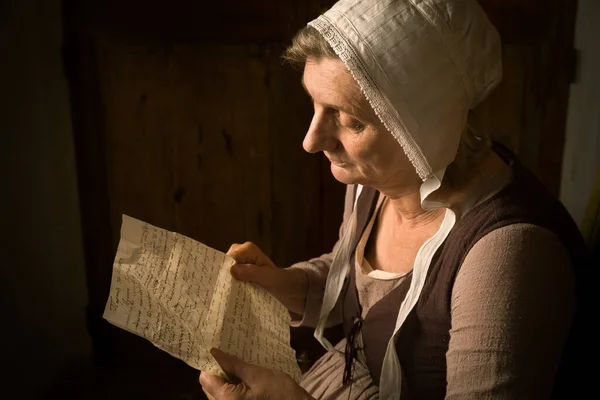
[227, 242, 308, 315]
[199, 348, 313, 400]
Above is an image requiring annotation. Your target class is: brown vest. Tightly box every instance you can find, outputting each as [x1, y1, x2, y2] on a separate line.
[341, 144, 591, 399]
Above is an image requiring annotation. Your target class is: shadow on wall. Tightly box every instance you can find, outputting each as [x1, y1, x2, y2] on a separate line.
[0, 0, 92, 398]
[42, 364, 207, 399]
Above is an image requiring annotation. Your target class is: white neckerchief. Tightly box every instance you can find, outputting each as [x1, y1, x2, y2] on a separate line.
[314, 170, 456, 400]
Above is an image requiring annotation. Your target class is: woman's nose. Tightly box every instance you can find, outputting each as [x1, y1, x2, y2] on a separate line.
[303, 111, 337, 154]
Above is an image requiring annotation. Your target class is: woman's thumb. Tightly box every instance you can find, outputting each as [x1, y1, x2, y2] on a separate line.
[231, 263, 280, 289]
[230, 263, 259, 282]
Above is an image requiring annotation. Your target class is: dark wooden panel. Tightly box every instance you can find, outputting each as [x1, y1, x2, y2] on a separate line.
[166, 44, 273, 253]
[534, 0, 578, 196]
[476, 46, 530, 162]
[65, 0, 335, 43]
[268, 49, 325, 268]
[97, 42, 274, 253]
[479, 0, 551, 44]
[477, 0, 578, 195]
[97, 43, 177, 245]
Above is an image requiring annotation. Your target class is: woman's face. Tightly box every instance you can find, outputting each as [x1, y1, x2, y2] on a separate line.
[302, 57, 420, 192]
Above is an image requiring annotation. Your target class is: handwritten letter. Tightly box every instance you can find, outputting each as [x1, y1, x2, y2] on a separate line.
[103, 215, 301, 381]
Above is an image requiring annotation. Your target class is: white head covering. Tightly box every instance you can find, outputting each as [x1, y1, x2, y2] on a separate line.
[308, 1, 503, 398]
[308, 0, 502, 181]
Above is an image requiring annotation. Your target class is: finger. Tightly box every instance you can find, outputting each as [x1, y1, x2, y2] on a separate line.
[227, 242, 259, 264]
[199, 371, 232, 398]
[230, 263, 281, 287]
[226, 243, 244, 259]
[210, 348, 251, 382]
[227, 243, 241, 253]
[230, 263, 260, 282]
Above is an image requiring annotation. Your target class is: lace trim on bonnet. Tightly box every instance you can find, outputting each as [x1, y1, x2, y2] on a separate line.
[309, 16, 432, 181]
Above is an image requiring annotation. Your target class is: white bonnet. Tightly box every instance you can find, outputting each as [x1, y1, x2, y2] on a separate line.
[308, 0, 503, 181]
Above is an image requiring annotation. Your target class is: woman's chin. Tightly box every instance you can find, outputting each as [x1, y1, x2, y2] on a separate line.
[330, 163, 360, 185]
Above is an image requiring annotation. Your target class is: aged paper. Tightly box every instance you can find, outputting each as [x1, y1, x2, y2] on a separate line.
[103, 214, 301, 382]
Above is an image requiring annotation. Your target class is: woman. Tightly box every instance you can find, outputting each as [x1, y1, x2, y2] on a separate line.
[200, 0, 589, 398]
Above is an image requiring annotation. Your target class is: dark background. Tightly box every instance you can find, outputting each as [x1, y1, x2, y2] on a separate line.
[1, 0, 598, 398]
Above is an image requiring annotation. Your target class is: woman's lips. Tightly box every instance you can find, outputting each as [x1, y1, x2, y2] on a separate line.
[327, 157, 346, 166]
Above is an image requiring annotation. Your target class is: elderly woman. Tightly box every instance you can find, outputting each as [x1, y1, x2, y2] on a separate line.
[200, 0, 588, 399]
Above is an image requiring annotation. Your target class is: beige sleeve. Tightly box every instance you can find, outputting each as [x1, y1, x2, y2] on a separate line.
[289, 185, 356, 328]
[446, 223, 576, 399]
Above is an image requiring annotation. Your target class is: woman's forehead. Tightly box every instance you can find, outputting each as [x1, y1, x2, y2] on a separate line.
[303, 58, 354, 87]
[303, 58, 374, 119]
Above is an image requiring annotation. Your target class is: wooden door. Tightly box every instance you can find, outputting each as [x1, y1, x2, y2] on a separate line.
[477, 0, 577, 195]
[63, 0, 577, 397]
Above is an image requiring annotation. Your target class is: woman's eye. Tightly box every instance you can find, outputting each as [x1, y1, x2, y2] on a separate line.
[349, 121, 364, 131]
[330, 109, 364, 132]
[341, 116, 364, 132]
